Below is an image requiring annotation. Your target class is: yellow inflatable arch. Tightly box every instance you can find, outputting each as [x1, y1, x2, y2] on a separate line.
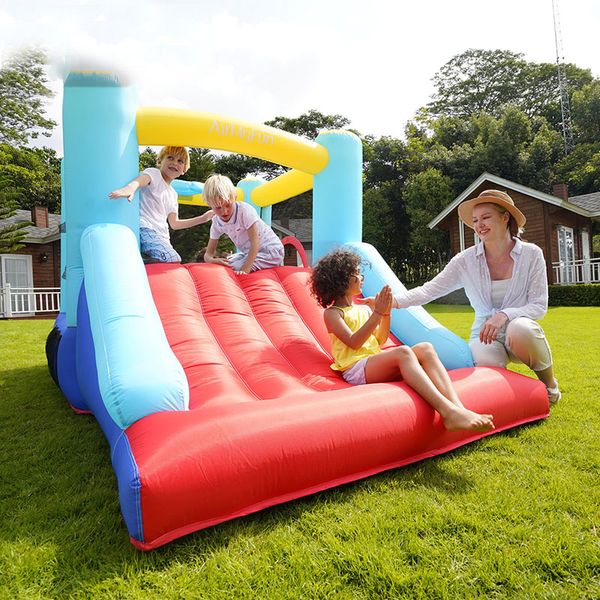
[136, 108, 327, 207]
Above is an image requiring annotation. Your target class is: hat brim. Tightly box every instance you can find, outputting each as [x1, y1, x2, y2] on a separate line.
[458, 197, 526, 229]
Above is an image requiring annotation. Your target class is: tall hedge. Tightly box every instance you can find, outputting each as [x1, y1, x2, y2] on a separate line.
[548, 284, 600, 306]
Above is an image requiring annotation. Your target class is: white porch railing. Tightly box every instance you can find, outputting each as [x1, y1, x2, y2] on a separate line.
[552, 258, 600, 285]
[0, 285, 61, 318]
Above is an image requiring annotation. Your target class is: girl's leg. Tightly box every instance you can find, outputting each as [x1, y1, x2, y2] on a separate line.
[411, 342, 464, 408]
[365, 348, 494, 432]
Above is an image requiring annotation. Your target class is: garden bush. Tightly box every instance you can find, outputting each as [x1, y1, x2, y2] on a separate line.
[548, 284, 600, 306]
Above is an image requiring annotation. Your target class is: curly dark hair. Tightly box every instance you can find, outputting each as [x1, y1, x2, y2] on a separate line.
[310, 249, 362, 308]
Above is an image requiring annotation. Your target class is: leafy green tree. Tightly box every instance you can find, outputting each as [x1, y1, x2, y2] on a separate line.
[362, 187, 393, 260]
[572, 81, 600, 144]
[267, 110, 351, 140]
[429, 49, 527, 118]
[0, 177, 30, 252]
[406, 105, 564, 196]
[554, 143, 600, 195]
[362, 136, 412, 270]
[427, 49, 593, 130]
[0, 144, 61, 212]
[403, 168, 452, 279]
[0, 48, 56, 145]
[518, 120, 563, 190]
[139, 147, 157, 170]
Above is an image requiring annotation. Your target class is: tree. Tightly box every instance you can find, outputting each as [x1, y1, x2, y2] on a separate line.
[362, 187, 394, 261]
[0, 144, 61, 212]
[572, 81, 600, 144]
[427, 49, 593, 129]
[429, 49, 528, 118]
[362, 136, 412, 270]
[0, 177, 30, 253]
[554, 143, 600, 195]
[139, 147, 157, 170]
[0, 48, 56, 145]
[266, 110, 351, 140]
[403, 168, 452, 280]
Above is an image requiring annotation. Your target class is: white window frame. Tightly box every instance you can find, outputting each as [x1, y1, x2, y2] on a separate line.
[0, 254, 34, 316]
[557, 226, 575, 284]
[581, 228, 591, 283]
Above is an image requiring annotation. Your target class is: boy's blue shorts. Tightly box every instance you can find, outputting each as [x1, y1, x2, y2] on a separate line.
[139, 227, 181, 263]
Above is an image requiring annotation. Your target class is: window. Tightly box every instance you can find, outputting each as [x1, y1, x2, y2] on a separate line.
[581, 229, 591, 283]
[0, 254, 34, 315]
[557, 226, 575, 284]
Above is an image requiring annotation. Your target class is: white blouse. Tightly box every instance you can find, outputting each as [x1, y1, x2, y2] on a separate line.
[393, 238, 548, 341]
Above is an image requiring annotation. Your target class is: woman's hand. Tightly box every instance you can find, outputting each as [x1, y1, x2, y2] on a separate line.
[355, 296, 375, 309]
[479, 312, 509, 344]
[354, 285, 398, 312]
[373, 285, 392, 316]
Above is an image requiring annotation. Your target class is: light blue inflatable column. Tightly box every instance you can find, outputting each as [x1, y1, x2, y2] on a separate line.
[312, 131, 362, 262]
[59, 160, 66, 312]
[238, 178, 270, 224]
[62, 72, 139, 326]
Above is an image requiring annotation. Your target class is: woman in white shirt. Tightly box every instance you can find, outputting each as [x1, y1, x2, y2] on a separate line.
[361, 189, 560, 405]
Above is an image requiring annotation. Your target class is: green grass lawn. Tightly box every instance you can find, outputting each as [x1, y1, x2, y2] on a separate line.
[1, 307, 599, 599]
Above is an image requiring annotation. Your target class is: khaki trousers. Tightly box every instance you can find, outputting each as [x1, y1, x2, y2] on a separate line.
[469, 317, 553, 372]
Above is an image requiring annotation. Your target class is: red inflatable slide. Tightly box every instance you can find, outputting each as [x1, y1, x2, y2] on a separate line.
[122, 262, 548, 549]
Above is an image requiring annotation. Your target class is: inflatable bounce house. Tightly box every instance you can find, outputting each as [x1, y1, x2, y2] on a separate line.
[46, 71, 549, 550]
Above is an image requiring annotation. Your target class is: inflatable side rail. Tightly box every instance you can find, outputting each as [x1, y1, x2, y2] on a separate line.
[345, 242, 474, 370]
[80, 223, 189, 428]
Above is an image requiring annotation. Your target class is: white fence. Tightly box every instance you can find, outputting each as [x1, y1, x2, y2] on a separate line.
[552, 258, 600, 285]
[0, 285, 61, 318]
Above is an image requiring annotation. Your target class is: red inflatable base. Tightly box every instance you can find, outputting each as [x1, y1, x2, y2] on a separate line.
[124, 264, 548, 550]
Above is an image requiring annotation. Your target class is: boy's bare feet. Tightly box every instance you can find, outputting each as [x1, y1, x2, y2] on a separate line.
[443, 407, 495, 432]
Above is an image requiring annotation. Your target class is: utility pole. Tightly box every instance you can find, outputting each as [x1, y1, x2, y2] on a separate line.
[552, 0, 574, 154]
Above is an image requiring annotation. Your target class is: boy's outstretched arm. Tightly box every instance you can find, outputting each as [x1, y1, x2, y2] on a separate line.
[236, 223, 259, 274]
[204, 238, 230, 266]
[108, 173, 151, 202]
[167, 210, 214, 231]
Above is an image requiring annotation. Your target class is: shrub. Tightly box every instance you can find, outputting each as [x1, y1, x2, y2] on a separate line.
[548, 284, 600, 306]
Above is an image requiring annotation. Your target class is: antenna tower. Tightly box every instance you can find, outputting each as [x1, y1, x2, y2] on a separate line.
[552, 0, 574, 154]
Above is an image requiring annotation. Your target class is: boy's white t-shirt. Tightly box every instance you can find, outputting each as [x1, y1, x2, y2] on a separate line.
[209, 202, 283, 253]
[139, 167, 178, 243]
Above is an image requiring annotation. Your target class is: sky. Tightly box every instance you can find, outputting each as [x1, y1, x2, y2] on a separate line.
[1, 0, 598, 155]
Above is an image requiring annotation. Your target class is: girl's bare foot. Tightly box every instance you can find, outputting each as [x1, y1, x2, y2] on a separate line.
[443, 407, 495, 432]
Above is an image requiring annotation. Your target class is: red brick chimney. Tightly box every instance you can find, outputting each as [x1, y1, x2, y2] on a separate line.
[31, 206, 49, 228]
[552, 182, 569, 202]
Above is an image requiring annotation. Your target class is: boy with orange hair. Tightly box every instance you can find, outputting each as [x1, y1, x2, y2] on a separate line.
[109, 146, 213, 262]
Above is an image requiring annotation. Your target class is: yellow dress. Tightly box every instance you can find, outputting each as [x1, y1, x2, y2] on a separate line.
[329, 304, 381, 371]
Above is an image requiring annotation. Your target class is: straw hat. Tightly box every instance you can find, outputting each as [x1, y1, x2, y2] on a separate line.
[457, 189, 526, 230]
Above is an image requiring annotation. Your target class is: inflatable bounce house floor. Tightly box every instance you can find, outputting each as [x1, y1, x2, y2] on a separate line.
[53, 261, 547, 550]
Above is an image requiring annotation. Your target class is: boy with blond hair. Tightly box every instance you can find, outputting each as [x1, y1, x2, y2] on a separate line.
[109, 146, 213, 262]
[203, 174, 284, 274]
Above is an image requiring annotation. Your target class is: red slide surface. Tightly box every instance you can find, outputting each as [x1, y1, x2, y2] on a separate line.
[125, 263, 549, 549]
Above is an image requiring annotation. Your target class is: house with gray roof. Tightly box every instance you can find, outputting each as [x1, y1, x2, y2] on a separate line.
[0, 207, 61, 317]
[429, 173, 600, 285]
